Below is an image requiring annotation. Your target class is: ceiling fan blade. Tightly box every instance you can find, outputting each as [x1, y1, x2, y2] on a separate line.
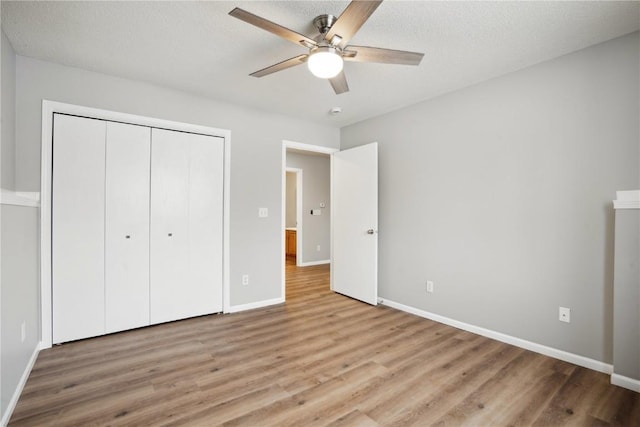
[325, 1, 383, 47]
[329, 70, 349, 94]
[250, 54, 309, 78]
[229, 8, 317, 48]
[343, 45, 424, 65]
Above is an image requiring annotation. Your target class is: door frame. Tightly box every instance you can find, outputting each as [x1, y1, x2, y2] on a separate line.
[281, 140, 338, 300]
[285, 167, 303, 266]
[40, 100, 231, 349]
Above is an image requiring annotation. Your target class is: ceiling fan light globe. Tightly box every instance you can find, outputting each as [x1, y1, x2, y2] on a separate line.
[308, 48, 343, 79]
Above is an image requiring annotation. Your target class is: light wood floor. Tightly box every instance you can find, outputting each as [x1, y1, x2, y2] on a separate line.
[10, 260, 640, 426]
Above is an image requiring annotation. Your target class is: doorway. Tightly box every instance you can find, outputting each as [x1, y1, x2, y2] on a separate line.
[281, 141, 338, 300]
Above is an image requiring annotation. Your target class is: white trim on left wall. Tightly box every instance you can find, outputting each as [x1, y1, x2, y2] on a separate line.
[0, 189, 40, 207]
[39, 100, 232, 349]
[613, 190, 640, 210]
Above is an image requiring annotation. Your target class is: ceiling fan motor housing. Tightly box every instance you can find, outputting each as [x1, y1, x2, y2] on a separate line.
[313, 14, 338, 35]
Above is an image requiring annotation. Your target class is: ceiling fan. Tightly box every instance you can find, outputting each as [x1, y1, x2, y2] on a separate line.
[229, 0, 424, 94]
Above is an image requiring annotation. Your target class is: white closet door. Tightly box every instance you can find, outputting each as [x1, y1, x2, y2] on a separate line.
[188, 134, 224, 314]
[53, 114, 106, 343]
[150, 128, 224, 324]
[105, 122, 151, 333]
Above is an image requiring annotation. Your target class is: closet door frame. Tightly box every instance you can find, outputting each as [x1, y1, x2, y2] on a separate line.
[40, 100, 231, 349]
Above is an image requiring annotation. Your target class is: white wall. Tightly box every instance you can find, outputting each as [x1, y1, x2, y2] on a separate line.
[341, 32, 639, 364]
[287, 152, 331, 263]
[14, 56, 339, 309]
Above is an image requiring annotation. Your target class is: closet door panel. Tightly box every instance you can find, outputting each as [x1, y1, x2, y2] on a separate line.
[150, 128, 190, 324]
[188, 135, 224, 314]
[52, 114, 106, 344]
[105, 122, 151, 333]
[150, 129, 224, 324]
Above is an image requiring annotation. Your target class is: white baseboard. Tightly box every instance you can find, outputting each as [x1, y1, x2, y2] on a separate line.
[228, 297, 285, 313]
[298, 259, 330, 267]
[611, 373, 640, 392]
[1, 343, 40, 426]
[380, 298, 613, 375]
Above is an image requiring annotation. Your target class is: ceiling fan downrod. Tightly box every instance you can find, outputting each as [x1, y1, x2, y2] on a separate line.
[313, 14, 338, 36]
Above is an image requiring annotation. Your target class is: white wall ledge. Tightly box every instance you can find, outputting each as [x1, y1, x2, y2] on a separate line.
[613, 190, 640, 210]
[0, 189, 40, 207]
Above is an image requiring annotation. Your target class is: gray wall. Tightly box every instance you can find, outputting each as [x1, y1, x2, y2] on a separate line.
[14, 55, 339, 307]
[1, 205, 40, 419]
[613, 207, 639, 380]
[2, 30, 15, 190]
[341, 32, 639, 364]
[1, 28, 39, 421]
[286, 152, 331, 263]
[285, 172, 297, 228]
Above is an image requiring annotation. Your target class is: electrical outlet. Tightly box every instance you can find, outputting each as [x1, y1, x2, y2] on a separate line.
[258, 208, 268, 218]
[242, 274, 249, 286]
[21, 322, 26, 343]
[316, 245, 321, 251]
[426, 280, 434, 293]
[559, 307, 570, 323]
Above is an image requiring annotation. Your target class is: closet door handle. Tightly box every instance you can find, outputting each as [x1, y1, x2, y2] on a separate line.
[168, 233, 173, 237]
[125, 235, 131, 239]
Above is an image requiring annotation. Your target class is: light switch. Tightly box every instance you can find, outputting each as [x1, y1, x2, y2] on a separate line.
[258, 207, 268, 218]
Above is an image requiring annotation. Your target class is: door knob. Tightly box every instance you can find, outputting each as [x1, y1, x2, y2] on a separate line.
[367, 229, 375, 235]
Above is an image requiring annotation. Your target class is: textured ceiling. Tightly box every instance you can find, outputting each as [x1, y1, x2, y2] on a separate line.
[2, 1, 639, 127]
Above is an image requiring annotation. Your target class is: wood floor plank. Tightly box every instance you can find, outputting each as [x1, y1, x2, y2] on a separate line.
[9, 259, 640, 426]
[222, 361, 388, 427]
[326, 409, 379, 427]
[589, 383, 640, 425]
[429, 352, 564, 426]
[364, 341, 522, 425]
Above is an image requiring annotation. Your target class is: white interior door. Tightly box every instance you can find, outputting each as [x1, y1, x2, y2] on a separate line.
[150, 129, 224, 324]
[52, 114, 106, 343]
[105, 122, 151, 333]
[331, 142, 378, 305]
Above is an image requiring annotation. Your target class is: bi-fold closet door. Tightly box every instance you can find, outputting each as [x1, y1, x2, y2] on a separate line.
[150, 128, 224, 324]
[52, 113, 223, 344]
[52, 114, 108, 343]
[105, 122, 151, 334]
